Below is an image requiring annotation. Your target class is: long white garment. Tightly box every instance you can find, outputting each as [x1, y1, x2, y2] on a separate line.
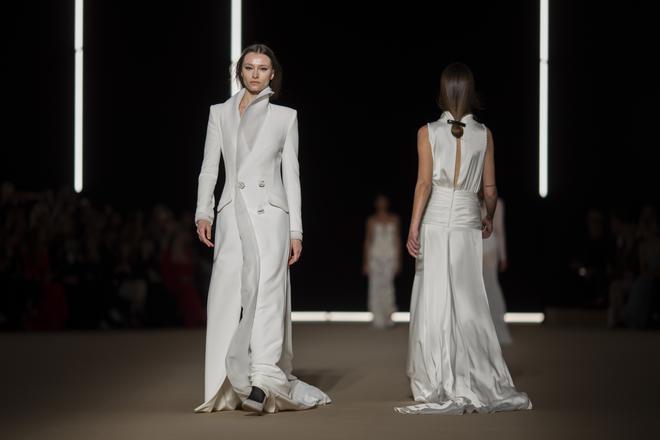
[396, 112, 531, 415]
[193, 87, 331, 413]
[367, 222, 398, 328]
[482, 198, 512, 344]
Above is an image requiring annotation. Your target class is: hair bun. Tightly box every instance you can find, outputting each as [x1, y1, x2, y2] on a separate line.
[447, 119, 465, 139]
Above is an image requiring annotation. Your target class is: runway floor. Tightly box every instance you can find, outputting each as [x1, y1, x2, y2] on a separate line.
[1, 323, 659, 440]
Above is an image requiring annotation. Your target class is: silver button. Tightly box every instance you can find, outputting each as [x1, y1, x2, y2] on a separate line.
[257, 208, 265, 214]
[258, 180, 265, 188]
[238, 181, 245, 189]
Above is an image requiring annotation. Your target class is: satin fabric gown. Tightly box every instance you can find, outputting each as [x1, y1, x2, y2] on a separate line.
[395, 112, 532, 415]
[367, 222, 399, 328]
[193, 86, 331, 413]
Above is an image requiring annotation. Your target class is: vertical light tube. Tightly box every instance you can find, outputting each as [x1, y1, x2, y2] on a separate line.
[539, 0, 549, 197]
[230, 0, 242, 95]
[74, 0, 83, 192]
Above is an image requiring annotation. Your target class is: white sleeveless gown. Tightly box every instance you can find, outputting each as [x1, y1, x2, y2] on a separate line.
[367, 222, 399, 328]
[396, 112, 532, 415]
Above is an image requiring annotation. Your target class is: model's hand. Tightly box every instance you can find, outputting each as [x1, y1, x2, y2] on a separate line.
[482, 216, 493, 239]
[406, 225, 420, 258]
[289, 239, 302, 266]
[196, 220, 214, 248]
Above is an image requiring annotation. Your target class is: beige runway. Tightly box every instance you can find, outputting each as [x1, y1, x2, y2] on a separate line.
[1, 323, 658, 440]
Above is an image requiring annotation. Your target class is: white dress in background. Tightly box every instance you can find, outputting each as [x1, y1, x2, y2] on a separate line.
[193, 86, 330, 413]
[482, 198, 512, 345]
[396, 112, 531, 415]
[367, 221, 399, 328]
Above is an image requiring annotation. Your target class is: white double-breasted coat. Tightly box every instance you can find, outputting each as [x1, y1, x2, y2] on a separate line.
[193, 86, 330, 413]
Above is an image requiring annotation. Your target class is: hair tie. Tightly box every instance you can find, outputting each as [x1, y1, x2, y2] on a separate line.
[447, 119, 466, 127]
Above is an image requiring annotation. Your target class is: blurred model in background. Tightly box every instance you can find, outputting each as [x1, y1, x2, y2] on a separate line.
[363, 194, 401, 328]
[481, 196, 512, 344]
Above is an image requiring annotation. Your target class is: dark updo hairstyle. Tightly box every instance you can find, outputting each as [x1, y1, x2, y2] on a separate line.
[438, 62, 482, 138]
[235, 43, 283, 97]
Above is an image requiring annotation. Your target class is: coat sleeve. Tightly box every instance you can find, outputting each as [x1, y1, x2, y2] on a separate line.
[194, 105, 222, 227]
[282, 111, 303, 240]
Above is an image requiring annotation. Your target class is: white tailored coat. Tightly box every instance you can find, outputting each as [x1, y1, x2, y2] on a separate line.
[193, 86, 331, 413]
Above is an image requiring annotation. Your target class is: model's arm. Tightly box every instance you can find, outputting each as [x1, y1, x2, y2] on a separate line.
[406, 125, 433, 258]
[494, 198, 508, 270]
[493, 198, 507, 270]
[282, 111, 302, 241]
[481, 128, 497, 239]
[195, 106, 222, 247]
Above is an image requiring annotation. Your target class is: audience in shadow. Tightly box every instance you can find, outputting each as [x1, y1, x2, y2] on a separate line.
[569, 203, 659, 329]
[0, 182, 209, 330]
[2, 181, 658, 331]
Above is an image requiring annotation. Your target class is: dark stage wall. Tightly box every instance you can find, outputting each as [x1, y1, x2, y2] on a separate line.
[2, 1, 656, 311]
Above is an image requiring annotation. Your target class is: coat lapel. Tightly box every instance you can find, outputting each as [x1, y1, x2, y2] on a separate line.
[220, 89, 244, 178]
[236, 86, 274, 174]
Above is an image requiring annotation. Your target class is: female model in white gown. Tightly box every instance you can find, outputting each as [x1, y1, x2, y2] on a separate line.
[482, 197, 513, 344]
[397, 63, 531, 415]
[363, 195, 401, 328]
[193, 44, 330, 414]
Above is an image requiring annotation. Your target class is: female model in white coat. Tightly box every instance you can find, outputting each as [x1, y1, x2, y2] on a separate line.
[396, 63, 531, 414]
[193, 44, 330, 414]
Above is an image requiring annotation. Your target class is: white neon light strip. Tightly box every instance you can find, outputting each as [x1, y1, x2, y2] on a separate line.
[505, 312, 545, 323]
[539, 0, 549, 197]
[391, 312, 410, 323]
[230, 0, 242, 95]
[291, 311, 544, 324]
[291, 312, 373, 322]
[74, 0, 83, 193]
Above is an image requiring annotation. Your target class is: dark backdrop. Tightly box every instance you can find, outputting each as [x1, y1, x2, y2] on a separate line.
[2, 1, 657, 311]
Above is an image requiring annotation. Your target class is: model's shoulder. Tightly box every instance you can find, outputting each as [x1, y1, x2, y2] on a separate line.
[211, 92, 240, 109]
[426, 120, 443, 131]
[209, 101, 226, 115]
[473, 119, 487, 133]
[479, 123, 491, 142]
[209, 95, 239, 119]
[270, 103, 297, 117]
[421, 121, 442, 140]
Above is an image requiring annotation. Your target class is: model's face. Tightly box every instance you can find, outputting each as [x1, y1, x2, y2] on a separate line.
[241, 52, 274, 94]
[375, 196, 389, 212]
